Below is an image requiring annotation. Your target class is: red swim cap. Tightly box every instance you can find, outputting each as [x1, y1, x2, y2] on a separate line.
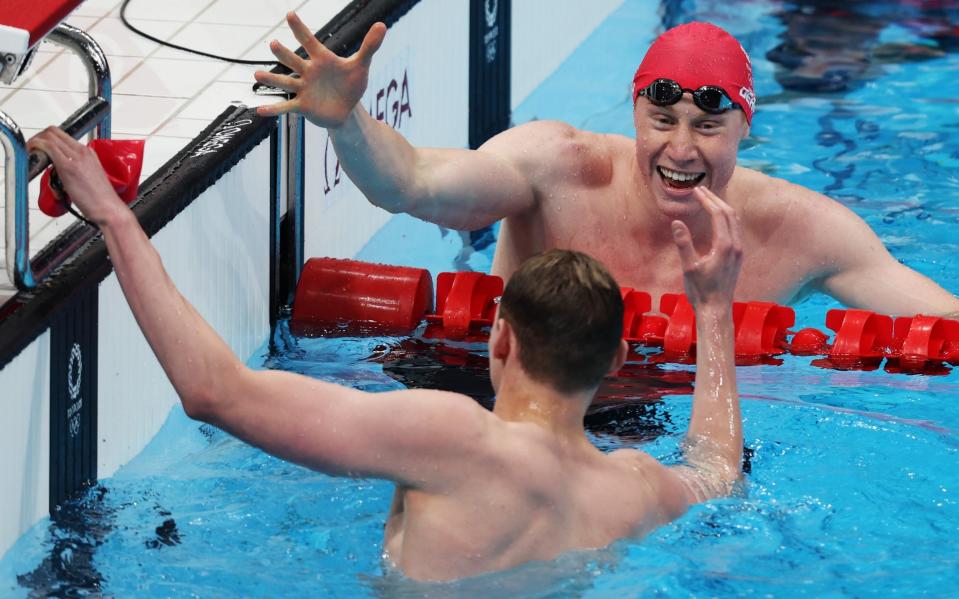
[632, 22, 756, 124]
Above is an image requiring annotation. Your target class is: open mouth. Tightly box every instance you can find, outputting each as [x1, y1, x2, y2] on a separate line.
[657, 166, 705, 190]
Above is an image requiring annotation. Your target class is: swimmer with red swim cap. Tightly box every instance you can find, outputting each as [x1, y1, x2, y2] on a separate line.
[258, 13, 959, 318]
[632, 22, 757, 125]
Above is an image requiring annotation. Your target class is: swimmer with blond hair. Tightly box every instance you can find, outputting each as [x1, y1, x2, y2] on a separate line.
[31, 125, 744, 581]
[257, 14, 959, 317]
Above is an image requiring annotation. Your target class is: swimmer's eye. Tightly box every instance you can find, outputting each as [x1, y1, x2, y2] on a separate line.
[650, 113, 675, 126]
[696, 120, 724, 132]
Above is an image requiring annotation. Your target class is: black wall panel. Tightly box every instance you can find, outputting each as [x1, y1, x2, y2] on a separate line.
[469, 0, 511, 149]
[48, 284, 98, 510]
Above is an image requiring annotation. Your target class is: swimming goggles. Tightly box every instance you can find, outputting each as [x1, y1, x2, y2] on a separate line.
[637, 78, 741, 114]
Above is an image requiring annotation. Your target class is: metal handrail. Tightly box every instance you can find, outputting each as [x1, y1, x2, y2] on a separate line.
[0, 114, 27, 289]
[1, 23, 111, 290]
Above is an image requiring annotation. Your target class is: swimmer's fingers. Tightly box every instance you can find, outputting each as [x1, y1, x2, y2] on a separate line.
[267, 39, 307, 74]
[28, 128, 123, 222]
[692, 187, 728, 252]
[286, 12, 328, 61]
[256, 98, 299, 118]
[27, 127, 80, 165]
[25, 132, 58, 167]
[671, 220, 699, 270]
[707, 187, 743, 256]
[727, 204, 743, 256]
[254, 69, 302, 93]
[699, 186, 735, 231]
[696, 187, 741, 257]
[353, 22, 386, 67]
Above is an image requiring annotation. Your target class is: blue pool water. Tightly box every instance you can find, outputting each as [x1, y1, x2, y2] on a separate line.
[4, 0, 959, 595]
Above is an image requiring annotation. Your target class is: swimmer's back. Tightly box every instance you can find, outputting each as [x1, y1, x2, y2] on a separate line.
[386, 409, 688, 581]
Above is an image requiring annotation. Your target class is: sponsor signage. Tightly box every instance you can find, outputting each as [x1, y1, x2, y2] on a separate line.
[49, 285, 98, 510]
[469, 0, 510, 149]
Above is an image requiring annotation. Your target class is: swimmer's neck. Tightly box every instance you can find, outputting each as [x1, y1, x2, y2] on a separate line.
[492, 375, 594, 440]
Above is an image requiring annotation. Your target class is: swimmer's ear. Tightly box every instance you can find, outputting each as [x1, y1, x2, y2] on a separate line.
[606, 339, 628, 376]
[491, 318, 512, 360]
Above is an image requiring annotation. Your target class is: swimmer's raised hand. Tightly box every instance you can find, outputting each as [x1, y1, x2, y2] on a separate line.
[27, 127, 125, 227]
[671, 187, 743, 309]
[255, 12, 386, 129]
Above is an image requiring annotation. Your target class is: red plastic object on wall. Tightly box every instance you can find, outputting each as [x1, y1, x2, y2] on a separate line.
[291, 258, 433, 337]
[425, 271, 504, 340]
[38, 139, 145, 217]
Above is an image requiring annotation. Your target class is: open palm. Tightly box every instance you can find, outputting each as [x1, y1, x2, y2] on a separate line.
[255, 13, 386, 129]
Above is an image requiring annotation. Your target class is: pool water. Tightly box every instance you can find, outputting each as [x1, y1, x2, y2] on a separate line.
[4, 0, 959, 595]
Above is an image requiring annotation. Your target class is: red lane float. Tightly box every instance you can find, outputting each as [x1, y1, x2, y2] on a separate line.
[425, 271, 503, 340]
[620, 288, 652, 342]
[289, 258, 959, 375]
[821, 309, 894, 369]
[627, 294, 795, 361]
[733, 301, 794, 358]
[291, 258, 433, 337]
[891, 315, 959, 369]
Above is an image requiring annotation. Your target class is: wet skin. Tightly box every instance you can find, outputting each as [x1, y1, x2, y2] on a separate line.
[254, 14, 959, 316]
[484, 97, 959, 315]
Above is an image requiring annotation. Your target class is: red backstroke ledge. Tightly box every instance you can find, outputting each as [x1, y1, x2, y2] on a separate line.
[290, 259, 959, 375]
[291, 258, 434, 337]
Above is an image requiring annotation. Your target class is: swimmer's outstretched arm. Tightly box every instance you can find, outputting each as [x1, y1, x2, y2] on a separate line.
[766, 180, 959, 316]
[804, 188, 959, 316]
[663, 186, 744, 503]
[255, 13, 536, 231]
[28, 127, 500, 492]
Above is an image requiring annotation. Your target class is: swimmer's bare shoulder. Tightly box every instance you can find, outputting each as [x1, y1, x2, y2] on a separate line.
[607, 448, 692, 524]
[730, 165, 875, 262]
[480, 120, 618, 193]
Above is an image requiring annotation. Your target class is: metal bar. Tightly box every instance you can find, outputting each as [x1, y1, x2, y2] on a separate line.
[285, 113, 305, 304]
[27, 96, 111, 179]
[0, 23, 113, 290]
[269, 123, 283, 336]
[47, 24, 111, 141]
[1, 111, 29, 289]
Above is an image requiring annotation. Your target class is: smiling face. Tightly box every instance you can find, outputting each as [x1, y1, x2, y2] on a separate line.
[633, 94, 749, 219]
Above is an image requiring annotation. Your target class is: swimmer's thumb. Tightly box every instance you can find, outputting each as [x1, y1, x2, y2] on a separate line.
[671, 220, 689, 242]
[671, 220, 695, 263]
[357, 23, 386, 66]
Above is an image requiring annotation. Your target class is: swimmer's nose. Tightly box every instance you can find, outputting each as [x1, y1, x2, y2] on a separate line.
[664, 127, 697, 165]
